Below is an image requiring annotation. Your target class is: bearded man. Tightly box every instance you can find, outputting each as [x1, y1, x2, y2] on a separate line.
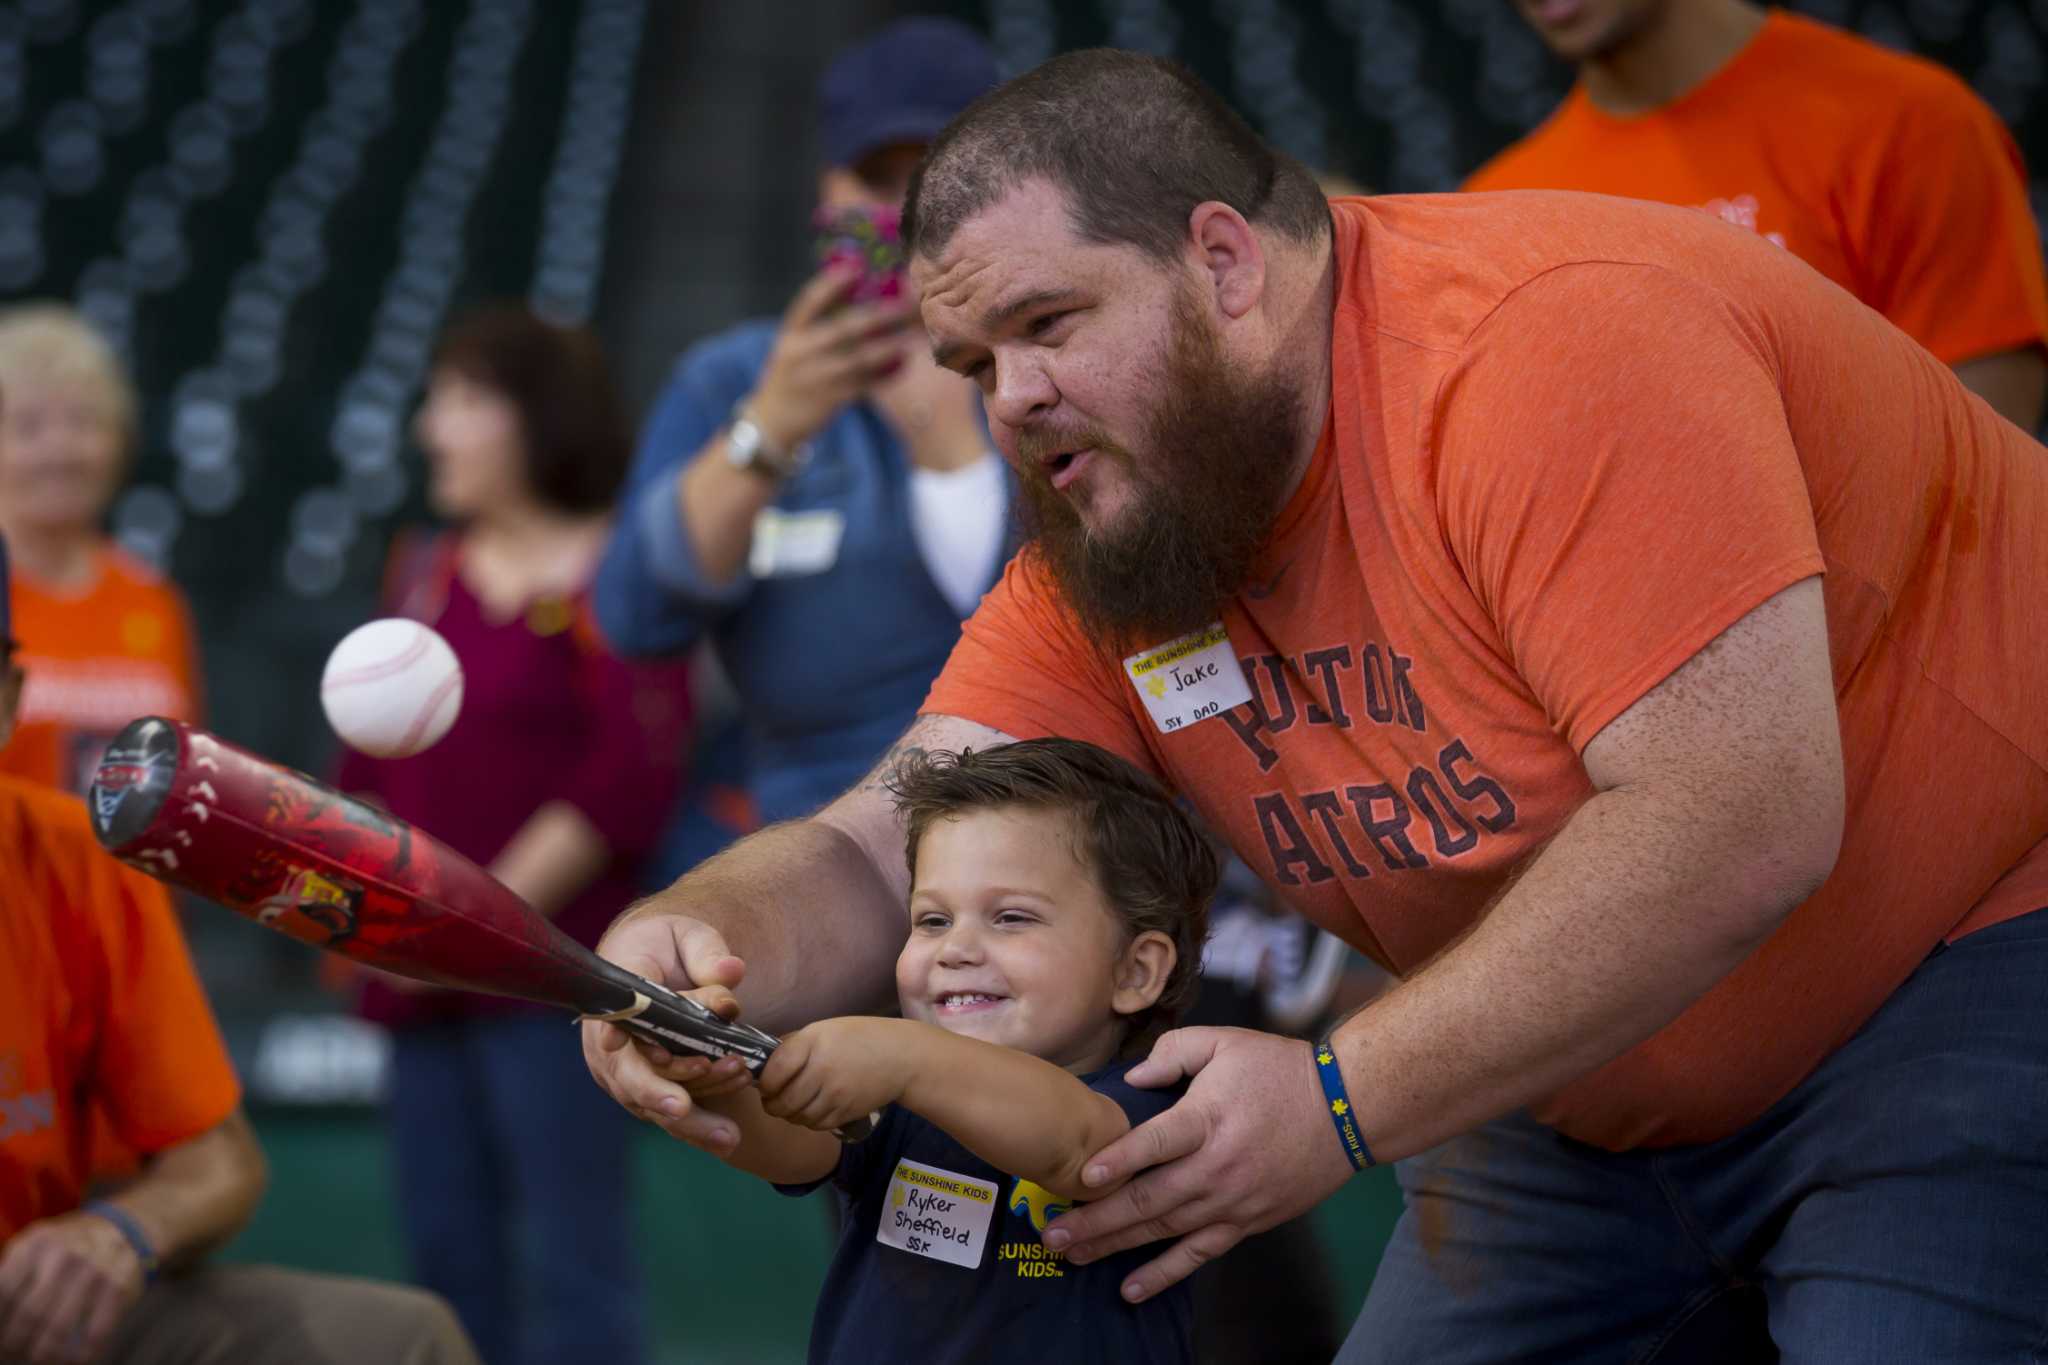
[584, 50, 2048, 1363]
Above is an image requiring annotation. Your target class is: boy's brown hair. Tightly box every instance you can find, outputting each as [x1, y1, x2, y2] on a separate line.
[887, 738, 1216, 1045]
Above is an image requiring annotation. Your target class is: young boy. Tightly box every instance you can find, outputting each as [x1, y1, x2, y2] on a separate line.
[677, 737, 1214, 1363]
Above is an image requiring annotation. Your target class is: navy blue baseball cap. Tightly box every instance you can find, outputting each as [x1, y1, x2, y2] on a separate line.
[818, 18, 999, 170]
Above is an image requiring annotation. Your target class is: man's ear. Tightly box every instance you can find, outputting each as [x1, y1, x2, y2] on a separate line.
[1187, 201, 1265, 321]
[1111, 930, 1178, 1019]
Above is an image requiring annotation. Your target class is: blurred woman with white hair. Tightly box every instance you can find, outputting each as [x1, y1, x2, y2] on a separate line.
[0, 303, 202, 794]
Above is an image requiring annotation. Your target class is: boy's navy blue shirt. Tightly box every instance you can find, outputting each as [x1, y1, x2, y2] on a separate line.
[777, 1058, 1194, 1364]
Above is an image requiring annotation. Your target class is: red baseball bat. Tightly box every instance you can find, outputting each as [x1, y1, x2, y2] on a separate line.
[87, 716, 869, 1139]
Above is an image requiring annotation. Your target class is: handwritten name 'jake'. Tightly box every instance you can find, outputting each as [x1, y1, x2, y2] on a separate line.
[1166, 660, 1218, 692]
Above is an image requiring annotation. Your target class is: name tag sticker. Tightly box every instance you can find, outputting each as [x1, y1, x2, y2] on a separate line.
[1124, 622, 1253, 735]
[877, 1158, 998, 1269]
[749, 509, 845, 579]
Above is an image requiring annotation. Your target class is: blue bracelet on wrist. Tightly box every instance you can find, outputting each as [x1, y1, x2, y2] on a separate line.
[1313, 1031, 1376, 1173]
[83, 1200, 159, 1282]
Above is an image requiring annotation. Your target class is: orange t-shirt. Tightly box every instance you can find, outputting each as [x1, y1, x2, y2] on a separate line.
[1463, 10, 2048, 368]
[1, 544, 203, 796]
[925, 192, 2048, 1151]
[0, 776, 241, 1242]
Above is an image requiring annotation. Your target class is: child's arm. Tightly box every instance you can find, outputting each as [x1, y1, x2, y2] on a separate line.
[675, 1058, 843, 1187]
[758, 1018, 1134, 1202]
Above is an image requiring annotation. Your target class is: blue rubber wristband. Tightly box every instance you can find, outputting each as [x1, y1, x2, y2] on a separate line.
[83, 1200, 159, 1282]
[1313, 1032, 1376, 1172]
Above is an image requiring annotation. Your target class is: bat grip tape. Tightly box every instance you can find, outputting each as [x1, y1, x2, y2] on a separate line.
[581, 990, 651, 1024]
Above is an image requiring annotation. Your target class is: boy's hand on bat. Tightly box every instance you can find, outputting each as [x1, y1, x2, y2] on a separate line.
[668, 1053, 753, 1101]
[757, 1018, 909, 1132]
[582, 913, 749, 1151]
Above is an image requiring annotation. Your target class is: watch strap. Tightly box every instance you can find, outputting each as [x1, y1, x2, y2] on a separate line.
[83, 1199, 160, 1282]
[727, 406, 810, 481]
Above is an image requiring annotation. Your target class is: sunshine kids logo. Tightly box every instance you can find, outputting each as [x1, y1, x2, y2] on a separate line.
[996, 1180, 1076, 1279]
[1008, 1179, 1071, 1232]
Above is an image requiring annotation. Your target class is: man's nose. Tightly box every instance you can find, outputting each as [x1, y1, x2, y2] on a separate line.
[984, 351, 1057, 431]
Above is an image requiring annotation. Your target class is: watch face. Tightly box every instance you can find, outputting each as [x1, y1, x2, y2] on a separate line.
[727, 419, 762, 466]
[727, 416, 799, 479]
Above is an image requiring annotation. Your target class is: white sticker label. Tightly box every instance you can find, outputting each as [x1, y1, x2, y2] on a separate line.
[1123, 622, 1253, 735]
[748, 508, 845, 579]
[876, 1158, 998, 1269]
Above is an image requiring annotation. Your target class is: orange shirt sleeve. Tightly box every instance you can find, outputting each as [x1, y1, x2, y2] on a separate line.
[85, 864, 241, 1154]
[1852, 77, 2048, 365]
[921, 549, 1161, 780]
[1433, 262, 1825, 752]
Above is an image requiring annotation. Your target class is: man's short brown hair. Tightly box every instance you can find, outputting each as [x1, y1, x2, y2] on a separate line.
[888, 737, 1216, 1045]
[903, 49, 1330, 265]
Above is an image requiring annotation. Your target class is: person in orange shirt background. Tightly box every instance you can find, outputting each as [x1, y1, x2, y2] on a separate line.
[1467, 0, 2048, 432]
[0, 532, 479, 1365]
[0, 304, 204, 797]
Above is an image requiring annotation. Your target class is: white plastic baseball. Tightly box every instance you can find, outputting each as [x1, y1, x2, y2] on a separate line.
[320, 619, 465, 758]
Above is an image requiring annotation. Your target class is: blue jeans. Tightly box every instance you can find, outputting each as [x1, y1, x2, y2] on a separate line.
[388, 1014, 645, 1365]
[1340, 905, 2048, 1364]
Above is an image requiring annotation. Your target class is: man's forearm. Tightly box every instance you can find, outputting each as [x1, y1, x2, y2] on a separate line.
[892, 1025, 1132, 1200]
[106, 1111, 266, 1272]
[615, 816, 906, 1032]
[678, 431, 778, 585]
[1337, 782, 1825, 1165]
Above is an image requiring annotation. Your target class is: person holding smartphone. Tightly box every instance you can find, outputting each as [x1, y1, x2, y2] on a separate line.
[595, 18, 1009, 834]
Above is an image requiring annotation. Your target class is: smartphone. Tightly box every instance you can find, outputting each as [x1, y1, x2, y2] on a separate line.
[812, 202, 907, 304]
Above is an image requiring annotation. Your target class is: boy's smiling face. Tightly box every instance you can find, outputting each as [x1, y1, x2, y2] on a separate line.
[896, 805, 1172, 1074]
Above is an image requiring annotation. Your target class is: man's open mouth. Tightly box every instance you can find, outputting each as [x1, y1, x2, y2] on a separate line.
[1045, 448, 1095, 490]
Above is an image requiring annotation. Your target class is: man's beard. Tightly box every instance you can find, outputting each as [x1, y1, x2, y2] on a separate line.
[1016, 287, 1307, 650]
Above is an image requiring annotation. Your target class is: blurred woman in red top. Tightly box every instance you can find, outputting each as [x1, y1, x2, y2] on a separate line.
[336, 308, 691, 1365]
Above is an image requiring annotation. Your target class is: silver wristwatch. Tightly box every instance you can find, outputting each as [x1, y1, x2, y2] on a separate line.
[725, 405, 811, 482]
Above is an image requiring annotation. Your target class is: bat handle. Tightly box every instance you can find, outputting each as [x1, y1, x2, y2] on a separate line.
[611, 987, 876, 1143]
